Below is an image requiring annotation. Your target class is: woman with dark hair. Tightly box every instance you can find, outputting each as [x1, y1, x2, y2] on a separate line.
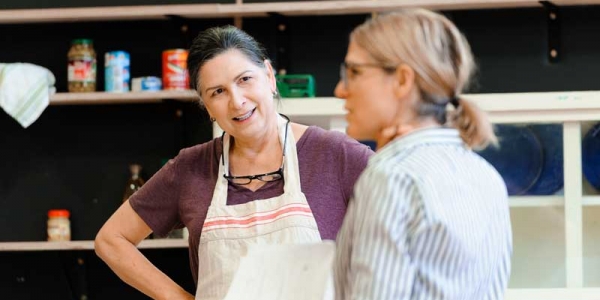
[95, 25, 372, 300]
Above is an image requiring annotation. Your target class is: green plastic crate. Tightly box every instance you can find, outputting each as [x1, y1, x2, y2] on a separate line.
[276, 74, 315, 98]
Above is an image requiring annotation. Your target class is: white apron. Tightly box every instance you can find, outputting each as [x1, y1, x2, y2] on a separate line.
[195, 115, 322, 300]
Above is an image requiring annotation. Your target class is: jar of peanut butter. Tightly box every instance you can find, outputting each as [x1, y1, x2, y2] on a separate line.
[47, 209, 71, 241]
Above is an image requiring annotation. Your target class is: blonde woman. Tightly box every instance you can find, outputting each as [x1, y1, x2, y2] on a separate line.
[333, 9, 512, 299]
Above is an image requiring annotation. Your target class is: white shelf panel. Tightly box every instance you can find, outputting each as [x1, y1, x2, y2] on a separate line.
[45, 91, 600, 124]
[279, 98, 345, 117]
[509, 196, 564, 207]
[49, 90, 199, 105]
[583, 196, 600, 206]
[289, 91, 600, 124]
[505, 288, 600, 300]
[0, 239, 187, 251]
[466, 91, 600, 124]
[0, 0, 588, 24]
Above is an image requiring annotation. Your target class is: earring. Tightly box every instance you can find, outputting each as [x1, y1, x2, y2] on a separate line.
[210, 117, 216, 122]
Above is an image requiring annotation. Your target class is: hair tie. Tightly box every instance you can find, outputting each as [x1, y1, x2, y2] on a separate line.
[450, 97, 460, 108]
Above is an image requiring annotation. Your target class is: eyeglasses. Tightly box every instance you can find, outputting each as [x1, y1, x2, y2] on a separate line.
[222, 114, 291, 185]
[225, 166, 284, 185]
[339, 62, 397, 89]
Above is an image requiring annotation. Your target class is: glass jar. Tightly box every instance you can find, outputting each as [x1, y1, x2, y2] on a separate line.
[68, 39, 96, 92]
[47, 209, 71, 241]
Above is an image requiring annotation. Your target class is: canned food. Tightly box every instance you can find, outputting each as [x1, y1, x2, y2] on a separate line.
[132, 76, 162, 92]
[105, 51, 130, 92]
[162, 49, 189, 90]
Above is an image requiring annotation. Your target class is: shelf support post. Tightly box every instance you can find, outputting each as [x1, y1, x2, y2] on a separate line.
[540, 1, 560, 63]
[563, 121, 583, 287]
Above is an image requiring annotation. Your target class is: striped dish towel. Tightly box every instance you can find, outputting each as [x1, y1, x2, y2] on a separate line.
[0, 63, 56, 128]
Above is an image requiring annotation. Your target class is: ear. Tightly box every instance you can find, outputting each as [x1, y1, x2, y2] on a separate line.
[263, 59, 278, 93]
[394, 64, 416, 99]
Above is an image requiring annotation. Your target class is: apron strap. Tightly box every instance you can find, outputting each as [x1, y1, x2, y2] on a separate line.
[213, 114, 302, 207]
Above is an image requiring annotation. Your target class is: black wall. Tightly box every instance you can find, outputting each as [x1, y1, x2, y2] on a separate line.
[2, 2, 600, 299]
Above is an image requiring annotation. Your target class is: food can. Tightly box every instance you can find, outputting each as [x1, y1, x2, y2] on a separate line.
[132, 76, 162, 92]
[162, 49, 189, 90]
[105, 51, 130, 92]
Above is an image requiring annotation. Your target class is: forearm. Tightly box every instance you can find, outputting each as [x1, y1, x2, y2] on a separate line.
[95, 233, 192, 300]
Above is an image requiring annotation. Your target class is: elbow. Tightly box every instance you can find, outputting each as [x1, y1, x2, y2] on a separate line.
[94, 227, 117, 262]
[94, 229, 108, 260]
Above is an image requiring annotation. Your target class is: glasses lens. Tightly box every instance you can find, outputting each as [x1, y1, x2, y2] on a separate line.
[258, 173, 283, 182]
[228, 177, 252, 185]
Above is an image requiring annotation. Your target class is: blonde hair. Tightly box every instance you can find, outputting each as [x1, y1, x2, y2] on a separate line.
[351, 9, 497, 149]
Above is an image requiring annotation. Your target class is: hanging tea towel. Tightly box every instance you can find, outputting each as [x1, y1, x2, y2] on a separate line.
[0, 63, 56, 128]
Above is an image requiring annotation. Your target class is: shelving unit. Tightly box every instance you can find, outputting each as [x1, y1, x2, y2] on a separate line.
[0, 239, 187, 251]
[49, 90, 199, 105]
[3, 1, 600, 299]
[0, 0, 598, 24]
[10, 86, 600, 300]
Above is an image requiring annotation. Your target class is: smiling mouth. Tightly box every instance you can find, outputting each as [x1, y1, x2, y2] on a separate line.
[233, 108, 256, 121]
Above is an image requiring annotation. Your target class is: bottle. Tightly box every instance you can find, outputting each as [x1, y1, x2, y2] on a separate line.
[123, 164, 145, 202]
[47, 209, 71, 241]
[68, 39, 97, 92]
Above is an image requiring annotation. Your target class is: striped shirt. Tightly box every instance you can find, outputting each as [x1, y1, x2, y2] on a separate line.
[334, 127, 512, 300]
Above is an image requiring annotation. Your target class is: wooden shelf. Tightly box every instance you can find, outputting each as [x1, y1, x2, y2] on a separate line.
[0, 238, 188, 251]
[505, 288, 600, 300]
[278, 98, 345, 117]
[49, 90, 198, 105]
[48, 91, 600, 123]
[465, 91, 600, 124]
[583, 195, 600, 206]
[509, 196, 564, 207]
[0, 0, 598, 24]
[285, 91, 600, 124]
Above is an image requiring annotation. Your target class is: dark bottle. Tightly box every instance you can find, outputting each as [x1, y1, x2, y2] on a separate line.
[123, 164, 145, 202]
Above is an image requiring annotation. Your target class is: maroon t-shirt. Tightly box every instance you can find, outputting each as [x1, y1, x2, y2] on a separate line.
[129, 126, 373, 284]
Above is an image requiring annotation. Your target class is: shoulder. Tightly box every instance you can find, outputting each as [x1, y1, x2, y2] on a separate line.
[159, 138, 222, 180]
[175, 138, 221, 165]
[298, 126, 373, 154]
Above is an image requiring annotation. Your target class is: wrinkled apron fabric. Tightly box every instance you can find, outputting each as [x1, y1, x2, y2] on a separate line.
[195, 115, 322, 300]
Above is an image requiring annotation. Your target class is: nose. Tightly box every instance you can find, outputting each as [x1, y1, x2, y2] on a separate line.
[334, 80, 347, 100]
[229, 86, 246, 109]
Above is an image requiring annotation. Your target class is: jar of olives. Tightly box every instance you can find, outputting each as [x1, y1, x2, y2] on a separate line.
[68, 39, 96, 92]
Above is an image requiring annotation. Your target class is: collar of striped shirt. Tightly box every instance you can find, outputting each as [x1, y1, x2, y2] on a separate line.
[372, 126, 464, 163]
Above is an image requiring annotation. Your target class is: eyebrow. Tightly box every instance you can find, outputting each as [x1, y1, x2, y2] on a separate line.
[204, 70, 254, 94]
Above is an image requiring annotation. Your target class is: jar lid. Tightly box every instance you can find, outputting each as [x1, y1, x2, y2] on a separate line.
[48, 209, 70, 218]
[71, 39, 93, 45]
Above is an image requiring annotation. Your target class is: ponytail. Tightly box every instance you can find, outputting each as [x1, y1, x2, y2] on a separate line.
[450, 97, 497, 150]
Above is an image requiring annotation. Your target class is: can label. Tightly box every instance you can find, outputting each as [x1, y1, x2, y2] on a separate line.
[162, 49, 189, 90]
[68, 56, 96, 83]
[132, 76, 162, 92]
[105, 51, 131, 92]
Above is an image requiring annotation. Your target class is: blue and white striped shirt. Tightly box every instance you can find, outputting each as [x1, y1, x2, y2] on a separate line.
[334, 127, 512, 300]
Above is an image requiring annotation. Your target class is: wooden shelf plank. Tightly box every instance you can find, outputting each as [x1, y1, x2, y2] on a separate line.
[2, 0, 599, 24]
[583, 195, 600, 206]
[49, 90, 198, 105]
[47, 90, 600, 123]
[0, 239, 187, 251]
[505, 288, 600, 300]
[279, 98, 345, 117]
[509, 196, 564, 207]
[465, 91, 600, 124]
